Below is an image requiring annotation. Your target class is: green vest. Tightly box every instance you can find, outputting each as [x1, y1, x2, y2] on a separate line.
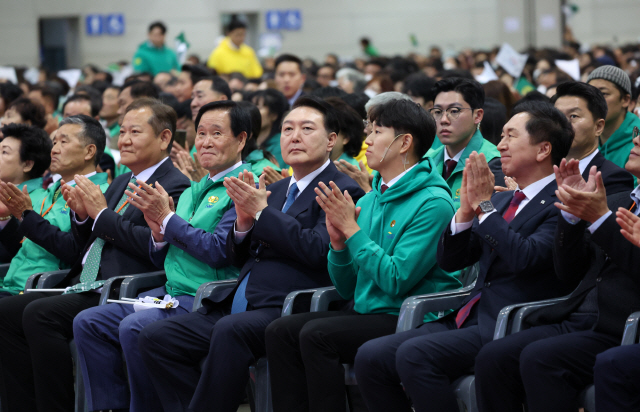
[163, 164, 249, 296]
[244, 150, 281, 175]
[0, 173, 110, 294]
[425, 130, 501, 210]
[19, 177, 44, 194]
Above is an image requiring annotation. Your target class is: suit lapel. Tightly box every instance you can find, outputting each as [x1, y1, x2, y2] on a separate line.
[268, 177, 290, 211]
[286, 163, 339, 218]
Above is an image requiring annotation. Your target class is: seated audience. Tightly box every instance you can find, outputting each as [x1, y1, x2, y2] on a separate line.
[0, 97, 47, 130]
[275, 54, 307, 108]
[251, 89, 290, 168]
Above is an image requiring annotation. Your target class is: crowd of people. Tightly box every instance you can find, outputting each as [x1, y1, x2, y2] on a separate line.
[0, 16, 640, 412]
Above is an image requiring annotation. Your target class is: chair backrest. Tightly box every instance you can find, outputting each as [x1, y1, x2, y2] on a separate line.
[458, 263, 480, 288]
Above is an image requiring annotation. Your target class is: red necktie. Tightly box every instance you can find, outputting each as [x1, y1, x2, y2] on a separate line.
[502, 191, 527, 223]
[443, 159, 457, 180]
[380, 184, 389, 194]
[456, 293, 481, 328]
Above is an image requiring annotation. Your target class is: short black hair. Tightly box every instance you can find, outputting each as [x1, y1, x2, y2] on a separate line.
[58, 114, 107, 166]
[550, 81, 608, 121]
[63, 93, 102, 118]
[229, 72, 247, 83]
[29, 85, 59, 110]
[275, 54, 303, 73]
[0, 123, 52, 179]
[480, 97, 507, 146]
[0, 82, 23, 110]
[432, 77, 485, 109]
[226, 17, 247, 33]
[236, 101, 261, 158]
[251, 89, 289, 139]
[198, 76, 231, 100]
[403, 73, 437, 103]
[122, 80, 160, 100]
[325, 97, 365, 158]
[511, 101, 574, 166]
[291, 95, 340, 136]
[181, 65, 211, 86]
[369, 99, 436, 158]
[7, 97, 46, 129]
[195, 100, 251, 141]
[148, 21, 167, 34]
[342, 92, 370, 119]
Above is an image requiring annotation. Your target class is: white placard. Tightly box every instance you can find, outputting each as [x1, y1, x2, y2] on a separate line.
[57, 69, 82, 89]
[0, 67, 18, 84]
[475, 61, 499, 84]
[555, 59, 581, 81]
[495, 43, 528, 79]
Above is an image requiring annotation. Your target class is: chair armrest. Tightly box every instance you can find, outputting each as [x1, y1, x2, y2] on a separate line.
[282, 288, 322, 316]
[621, 311, 640, 345]
[0, 263, 10, 279]
[192, 280, 237, 311]
[396, 285, 475, 333]
[310, 287, 345, 312]
[493, 296, 570, 340]
[36, 269, 71, 289]
[119, 271, 167, 299]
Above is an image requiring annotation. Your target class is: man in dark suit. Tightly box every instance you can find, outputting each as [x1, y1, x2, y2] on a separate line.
[0, 98, 190, 412]
[551, 81, 634, 194]
[473, 133, 640, 411]
[138, 96, 365, 412]
[354, 101, 577, 412]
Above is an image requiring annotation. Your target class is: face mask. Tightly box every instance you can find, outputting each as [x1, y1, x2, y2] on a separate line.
[533, 68, 542, 81]
[364, 74, 373, 82]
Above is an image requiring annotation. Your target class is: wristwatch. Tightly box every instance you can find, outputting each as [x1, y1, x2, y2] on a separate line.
[475, 200, 495, 216]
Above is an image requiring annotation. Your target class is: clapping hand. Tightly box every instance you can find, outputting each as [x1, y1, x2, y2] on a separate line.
[224, 171, 271, 232]
[616, 208, 640, 247]
[334, 159, 373, 193]
[0, 181, 33, 219]
[315, 181, 361, 250]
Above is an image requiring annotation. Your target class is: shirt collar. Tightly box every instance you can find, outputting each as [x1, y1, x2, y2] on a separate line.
[131, 157, 169, 183]
[444, 146, 465, 163]
[288, 159, 331, 196]
[288, 88, 304, 107]
[578, 149, 599, 174]
[381, 164, 418, 188]
[66, 171, 97, 187]
[520, 173, 556, 201]
[209, 161, 243, 182]
[631, 185, 640, 208]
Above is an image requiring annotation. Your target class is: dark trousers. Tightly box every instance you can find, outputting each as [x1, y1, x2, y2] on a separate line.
[139, 305, 281, 412]
[265, 310, 398, 412]
[475, 313, 597, 412]
[594, 343, 640, 412]
[355, 315, 484, 412]
[0, 291, 100, 412]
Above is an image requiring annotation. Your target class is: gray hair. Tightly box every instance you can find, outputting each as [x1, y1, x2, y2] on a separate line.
[364, 91, 413, 114]
[336, 68, 367, 93]
[58, 114, 106, 165]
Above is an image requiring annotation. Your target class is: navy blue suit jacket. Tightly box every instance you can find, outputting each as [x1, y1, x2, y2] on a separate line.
[585, 151, 634, 195]
[202, 162, 365, 311]
[437, 179, 577, 342]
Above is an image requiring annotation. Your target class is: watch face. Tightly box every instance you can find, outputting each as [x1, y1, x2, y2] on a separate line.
[479, 201, 494, 213]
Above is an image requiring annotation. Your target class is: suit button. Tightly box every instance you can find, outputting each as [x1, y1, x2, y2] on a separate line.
[485, 234, 491, 240]
[255, 258, 260, 262]
[484, 282, 491, 287]
[596, 277, 602, 282]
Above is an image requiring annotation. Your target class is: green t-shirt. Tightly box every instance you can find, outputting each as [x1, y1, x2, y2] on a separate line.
[244, 150, 281, 175]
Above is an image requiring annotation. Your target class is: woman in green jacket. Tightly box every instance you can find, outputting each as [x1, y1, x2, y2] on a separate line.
[251, 89, 289, 168]
[265, 98, 462, 412]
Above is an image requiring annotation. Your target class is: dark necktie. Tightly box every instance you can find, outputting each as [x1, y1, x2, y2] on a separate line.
[502, 191, 527, 223]
[443, 159, 457, 180]
[380, 184, 389, 194]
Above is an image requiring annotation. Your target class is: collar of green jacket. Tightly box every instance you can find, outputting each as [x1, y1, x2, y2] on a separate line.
[426, 129, 500, 177]
[20, 177, 44, 193]
[601, 112, 640, 154]
[372, 157, 452, 202]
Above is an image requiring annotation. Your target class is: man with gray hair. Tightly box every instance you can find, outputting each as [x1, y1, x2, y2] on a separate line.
[337, 68, 367, 94]
[0, 114, 110, 298]
[587, 65, 640, 170]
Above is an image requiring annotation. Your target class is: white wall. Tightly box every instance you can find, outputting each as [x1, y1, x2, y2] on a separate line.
[0, 0, 637, 70]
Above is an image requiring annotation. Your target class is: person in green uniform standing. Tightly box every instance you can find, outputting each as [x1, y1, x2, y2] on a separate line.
[0, 115, 109, 297]
[132, 21, 180, 76]
[70, 100, 250, 412]
[587, 65, 640, 172]
[0, 124, 52, 263]
[252, 89, 290, 168]
[425, 78, 505, 210]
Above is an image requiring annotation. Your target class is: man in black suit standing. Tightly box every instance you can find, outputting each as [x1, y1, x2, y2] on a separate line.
[551, 81, 634, 194]
[354, 101, 576, 412]
[473, 133, 640, 411]
[139, 96, 365, 412]
[0, 98, 190, 412]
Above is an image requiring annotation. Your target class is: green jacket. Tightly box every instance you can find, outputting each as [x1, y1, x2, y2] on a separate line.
[600, 112, 640, 174]
[19, 177, 44, 193]
[0, 173, 109, 295]
[328, 157, 462, 319]
[262, 133, 287, 169]
[163, 164, 248, 296]
[244, 150, 281, 175]
[336, 152, 360, 169]
[426, 130, 501, 210]
[133, 41, 179, 76]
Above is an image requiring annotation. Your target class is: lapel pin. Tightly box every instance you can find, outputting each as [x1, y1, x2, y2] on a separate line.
[540, 200, 545, 204]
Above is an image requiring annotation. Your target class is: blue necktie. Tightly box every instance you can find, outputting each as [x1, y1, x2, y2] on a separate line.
[230, 182, 300, 314]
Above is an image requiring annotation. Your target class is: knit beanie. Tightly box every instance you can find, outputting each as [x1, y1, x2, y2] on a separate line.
[587, 65, 632, 96]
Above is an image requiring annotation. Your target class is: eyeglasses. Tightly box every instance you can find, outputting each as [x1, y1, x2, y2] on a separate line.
[633, 126, 640, 139]
[363, 119, 370, 128]
[429, 107, 473, 121]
